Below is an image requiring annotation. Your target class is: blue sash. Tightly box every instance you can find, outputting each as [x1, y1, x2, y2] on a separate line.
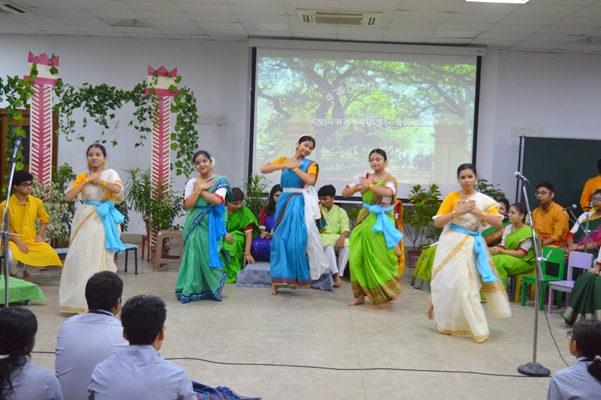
[362, 203, 403, 249]
[84, 200, 125, 252]
[195, 204, 227, 268]
[449, 223, 497, 283]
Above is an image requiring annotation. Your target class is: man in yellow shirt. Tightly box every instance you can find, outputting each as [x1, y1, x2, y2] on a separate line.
[0, 170, 62, 281]
[580, 158, 601, 212]
[532, 181, 569, 247]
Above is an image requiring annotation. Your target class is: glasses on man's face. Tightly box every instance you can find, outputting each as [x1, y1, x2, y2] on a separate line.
[592, 197, 601, 203]
[535, 191, 550, 196]
[566, 330, 573, 340]
[19, 182, 33, 188]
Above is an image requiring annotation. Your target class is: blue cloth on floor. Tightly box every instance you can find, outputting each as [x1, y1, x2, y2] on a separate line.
[192, 381, 262, 400]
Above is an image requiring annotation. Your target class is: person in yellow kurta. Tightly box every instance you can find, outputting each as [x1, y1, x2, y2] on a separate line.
[0, 170, 62, 281]
[580, 158, 601, 212]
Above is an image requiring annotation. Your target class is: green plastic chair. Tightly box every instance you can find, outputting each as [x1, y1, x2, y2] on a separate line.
[520, 247, 566, 310]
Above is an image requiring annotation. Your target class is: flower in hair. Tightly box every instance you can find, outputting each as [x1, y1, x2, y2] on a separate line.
[210, 156, 216, 167]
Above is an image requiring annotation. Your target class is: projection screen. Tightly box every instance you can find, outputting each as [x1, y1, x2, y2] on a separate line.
[250, 42, 481, 198]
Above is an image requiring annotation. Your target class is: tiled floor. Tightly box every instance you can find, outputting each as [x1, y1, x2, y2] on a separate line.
[19, 251, 574, 400]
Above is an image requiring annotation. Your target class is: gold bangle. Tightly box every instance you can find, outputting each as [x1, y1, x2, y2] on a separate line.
[244, 252, 251, 256]
[367, 183, 375, 190]
[83, 178, 89, 185]
[194, 190, 203, 195]
[451, 210, 457, 218]
[102, 181, 108, 188]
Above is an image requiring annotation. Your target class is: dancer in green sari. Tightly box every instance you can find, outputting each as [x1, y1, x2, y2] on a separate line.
[342, 149, 403, 306]
[490, 203, 535, 287]
[223, 187, 259, 283]
[175, 150, 231, 303]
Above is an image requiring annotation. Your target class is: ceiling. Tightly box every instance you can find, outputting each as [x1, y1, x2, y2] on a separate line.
[2, 0, 601, 54]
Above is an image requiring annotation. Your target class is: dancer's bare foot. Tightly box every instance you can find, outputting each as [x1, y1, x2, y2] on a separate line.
[426, 295, 434, 320]
[348, 294, 365, 306]
[271, 284, 278, 295]
[333, 275, 345, 287]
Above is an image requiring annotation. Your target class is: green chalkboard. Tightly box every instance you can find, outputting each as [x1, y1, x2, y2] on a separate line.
[520, 137, 601, 213]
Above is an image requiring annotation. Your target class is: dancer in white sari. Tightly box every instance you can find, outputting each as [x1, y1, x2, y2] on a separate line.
[428, 163, 511, 343]
[59, 144, 125, 313]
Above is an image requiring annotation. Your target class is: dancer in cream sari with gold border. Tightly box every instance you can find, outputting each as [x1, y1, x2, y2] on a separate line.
[431, 191, 511, 342]
[59, 169, 124, 313]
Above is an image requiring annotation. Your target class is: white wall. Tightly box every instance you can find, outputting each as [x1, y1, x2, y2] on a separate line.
[478, 48, 601, 202]
[3, 35, 601, 232]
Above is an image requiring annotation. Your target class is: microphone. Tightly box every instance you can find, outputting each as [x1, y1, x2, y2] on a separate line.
[514, 171, 529, 182]
[563, 204, 577, 211]
[11, 137, 22, 161]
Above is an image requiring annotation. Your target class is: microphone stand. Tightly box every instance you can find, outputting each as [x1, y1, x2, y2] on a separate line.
[517, 177, 551, 377]
[566, 209, 599, 254]
[1, 139, 22, 308]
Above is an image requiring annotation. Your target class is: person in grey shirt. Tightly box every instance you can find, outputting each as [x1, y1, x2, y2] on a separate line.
[0, 307, 63, 400]
[55, 271, 128, 400]
[548, 319, 601, 400]
[88, 295, 196, 400]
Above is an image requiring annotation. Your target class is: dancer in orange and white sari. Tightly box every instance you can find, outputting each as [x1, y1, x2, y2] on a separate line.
[59, 144, 125, 313]
[428, 163, 511, 343]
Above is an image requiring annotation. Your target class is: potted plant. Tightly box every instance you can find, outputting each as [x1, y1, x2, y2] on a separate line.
[403, 183, 442, 265]
[476, 179, 506, 201]
[31, 163, 76, 248]
[243, 173, 270, 218]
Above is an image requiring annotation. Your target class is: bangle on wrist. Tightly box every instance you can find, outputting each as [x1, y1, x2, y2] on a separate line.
[102, 181, 108, 188]
[367, 183, 375, 190]
[244, 252, 251, 256]
[451, 210, 457, 218]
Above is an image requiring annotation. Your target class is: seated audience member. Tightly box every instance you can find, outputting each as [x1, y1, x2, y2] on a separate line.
[251, 184, 282, 262]
[88, 295, 196, 400]
[483, 198, 510, 247]
[490, 203, 535, 287]
[223, 187, 260, 283]
[318, 184, 350, 287]
[580, 158, 601, 212]
[55, 271, 128, 400]
[0, 308, 63, 400]
[562, 252, 601, 325]
[547, 319, 601, 400]
[532, 182, 569, 247]
[565, 189, 601, 257]
[0, 170, 62, 281]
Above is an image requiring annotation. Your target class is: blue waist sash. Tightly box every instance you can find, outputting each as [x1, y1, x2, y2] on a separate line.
[449, 223, 497, 283]
[362, 203, 403, 249]
[84, 200, 125, 252]
[195, 204, 227, 268]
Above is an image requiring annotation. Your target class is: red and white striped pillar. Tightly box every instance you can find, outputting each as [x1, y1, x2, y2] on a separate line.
[24, 52, 59, 186]
[146, 66, 179, 260]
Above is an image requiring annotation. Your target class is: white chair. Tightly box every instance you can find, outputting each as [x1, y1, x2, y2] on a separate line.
[547, 251, 594, 313]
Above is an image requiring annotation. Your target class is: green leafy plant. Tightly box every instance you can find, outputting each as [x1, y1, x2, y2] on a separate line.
[148, 186, 184, 232]
[124, 168, 152, 225]
[243, 174, 270, 218]
[476, 179, 507, 201]
[31, 163, 77, 247]
[403, 183, 442, 250]
[115, 199, 129, 233]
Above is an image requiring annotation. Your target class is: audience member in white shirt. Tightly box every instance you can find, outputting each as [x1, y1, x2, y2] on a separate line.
[0, 308, 63, 400]
[548, 319, 601, 400]
[88, 295, 196, 400]
[55, 271, 128, 400]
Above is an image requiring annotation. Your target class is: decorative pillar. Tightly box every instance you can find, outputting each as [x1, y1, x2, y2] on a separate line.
[24, 52, 59, 185]
[146, 66, 179, 260]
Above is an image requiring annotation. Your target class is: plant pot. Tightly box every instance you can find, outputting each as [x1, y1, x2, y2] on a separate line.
[407, 249, 422, 268]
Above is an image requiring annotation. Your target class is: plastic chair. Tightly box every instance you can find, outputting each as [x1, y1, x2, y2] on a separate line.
[520, 247, 566, 310]
[153, 230, 183, 271]
[547, 251, 594, 313]
[121, 243, 139, 275]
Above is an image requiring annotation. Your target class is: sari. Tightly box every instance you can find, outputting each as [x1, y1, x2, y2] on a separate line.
[270, 157, 329, 287]
[562, 272, 601, 325]
[491, 225, 535, 287]
[430, 192, 511, 342]
[59, 169, 124, 314]
[175, 176, 231, 303]
[564, 212, 601, 258]
[349, 176, 403, 305]
[223, 205, 259, 283]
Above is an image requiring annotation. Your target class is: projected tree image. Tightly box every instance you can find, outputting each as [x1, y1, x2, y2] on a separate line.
[254, 54, 477, 192]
